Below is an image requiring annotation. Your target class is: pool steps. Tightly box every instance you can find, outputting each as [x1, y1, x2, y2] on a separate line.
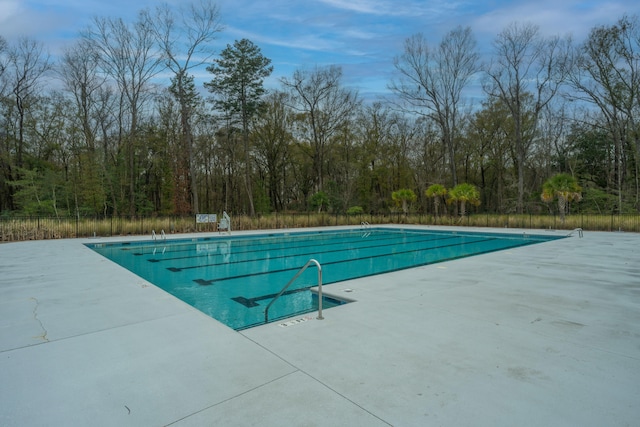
[151, 229, 166, 240]
[567, 228, 584, 238]
[265, 259, 324, 324]
[218, 211, 231, 234]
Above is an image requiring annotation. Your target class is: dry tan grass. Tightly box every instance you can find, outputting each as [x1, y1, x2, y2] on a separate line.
[1, 213, 638, 242]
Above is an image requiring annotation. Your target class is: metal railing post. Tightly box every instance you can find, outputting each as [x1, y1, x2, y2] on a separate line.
[265, 259, 323, 324]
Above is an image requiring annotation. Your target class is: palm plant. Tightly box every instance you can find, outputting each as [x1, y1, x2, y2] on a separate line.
[310, 191, 329, 213]
[541, 173, 582, 223]
[447, 183, 480, 217]
[425, 184, 447, 217]
[392, 189, 417, 215]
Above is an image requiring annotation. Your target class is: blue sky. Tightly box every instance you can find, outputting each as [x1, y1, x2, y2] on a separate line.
[1, 0, 638, 100]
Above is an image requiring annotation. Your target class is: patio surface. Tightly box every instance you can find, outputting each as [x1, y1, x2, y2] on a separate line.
[1, 226, 639, 426]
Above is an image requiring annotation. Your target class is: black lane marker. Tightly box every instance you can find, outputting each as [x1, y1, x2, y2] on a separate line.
[232, 287, 308, 308]
[147, 231, 431, 264]
[166, 234, 462, 272]
[231, 296, 258, 307]
[143, 231, 376, 260]
[196, 237, 497, 285]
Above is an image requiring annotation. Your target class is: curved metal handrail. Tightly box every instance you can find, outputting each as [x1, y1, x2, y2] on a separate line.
[151, 229, 166, 240]
[264, 259, 323, 324]
[567, 228, 583, 238]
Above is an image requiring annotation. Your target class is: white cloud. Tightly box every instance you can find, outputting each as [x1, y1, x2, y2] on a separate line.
[472, 0, 630, 41]
[224, 25, 340, 53]
[315, 0, 464, 17]
[316, 0, 391, 15]
[0, 0, 26, 37]
[3, 0, 639, 99]
[0, 0, 19, 15]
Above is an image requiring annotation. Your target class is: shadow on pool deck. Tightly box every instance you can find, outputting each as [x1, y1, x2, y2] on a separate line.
[1, 226, 639, 426]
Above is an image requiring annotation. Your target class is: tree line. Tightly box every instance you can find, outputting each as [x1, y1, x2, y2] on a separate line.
[1, 3, 638, 219]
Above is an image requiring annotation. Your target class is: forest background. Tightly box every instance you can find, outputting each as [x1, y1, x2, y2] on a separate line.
[1, 2, 639, 224]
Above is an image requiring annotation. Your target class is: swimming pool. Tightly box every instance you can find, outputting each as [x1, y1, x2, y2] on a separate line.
[87, 227, 564, 330]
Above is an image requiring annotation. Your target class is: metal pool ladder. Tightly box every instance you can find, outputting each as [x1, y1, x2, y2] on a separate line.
[151, 229, 166, 240]
[264, 259, 323, 324]
[567, 228, 584, 238]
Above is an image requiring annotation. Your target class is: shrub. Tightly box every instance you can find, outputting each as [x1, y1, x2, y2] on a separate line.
[347, 206, 364, 215]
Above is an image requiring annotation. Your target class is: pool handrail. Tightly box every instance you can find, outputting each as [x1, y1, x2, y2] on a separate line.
[567, 228, 584, 238]
[264, 258, 323, 324]
[218, 211, 231, 234]
[151, 229, 166, 240]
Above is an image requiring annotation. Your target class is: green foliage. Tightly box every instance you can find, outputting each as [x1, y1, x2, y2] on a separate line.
[205, 38, 273, 216]
[541, 173, 582, 203]
[310, 191, 329, 213]
[253, 183, 272, 214]
[425, 184, 447, 198]
[170, 72, 200, 110]
[347, 206, 364, 215]
[425, 184, 447, 217]
[9, 167, 62, 216]
[392, 188, 417, 214]
[568, 123, 610, 188]
[541, 173, 582, 222]
[448, 183, 480, 217]
[73, 152, 107, 216]
[204, 38, 273, 120]
[579, 187, 618, 214]
[2, 15, 640, 218]
[325, 180, 345, 213]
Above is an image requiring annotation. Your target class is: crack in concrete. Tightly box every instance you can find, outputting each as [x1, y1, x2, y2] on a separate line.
[30, 297, 49, 342]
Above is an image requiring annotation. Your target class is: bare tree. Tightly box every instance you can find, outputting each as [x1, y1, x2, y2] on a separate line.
[0, 36, 8, 94]
[83, 14, 164, 216]
[485, 22, 571, 213]
[6, 37, 52, 169]
[281, 65, 359, 192]
[252, 91, 293, 211]
[390, 26, 479, 188]
[567, 15, 640, 211]
[0, 35, 10, 211]
[59, 39, 120, 215]
[59, 39, 108, 152]
[145, 0, 223, 214]
[354, 102, 396, 210]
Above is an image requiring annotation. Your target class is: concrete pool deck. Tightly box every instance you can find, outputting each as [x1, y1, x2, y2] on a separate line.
[1, 225, 639, 426]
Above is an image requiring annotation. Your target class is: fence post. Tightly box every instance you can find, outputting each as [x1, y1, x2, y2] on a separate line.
[611, 213, 614, 231]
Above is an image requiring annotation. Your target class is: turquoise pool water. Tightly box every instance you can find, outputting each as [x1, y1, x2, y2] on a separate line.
[87, 227, 563, 330]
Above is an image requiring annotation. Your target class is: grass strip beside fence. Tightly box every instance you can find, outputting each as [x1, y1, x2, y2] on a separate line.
[1, 213, 639, 242]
